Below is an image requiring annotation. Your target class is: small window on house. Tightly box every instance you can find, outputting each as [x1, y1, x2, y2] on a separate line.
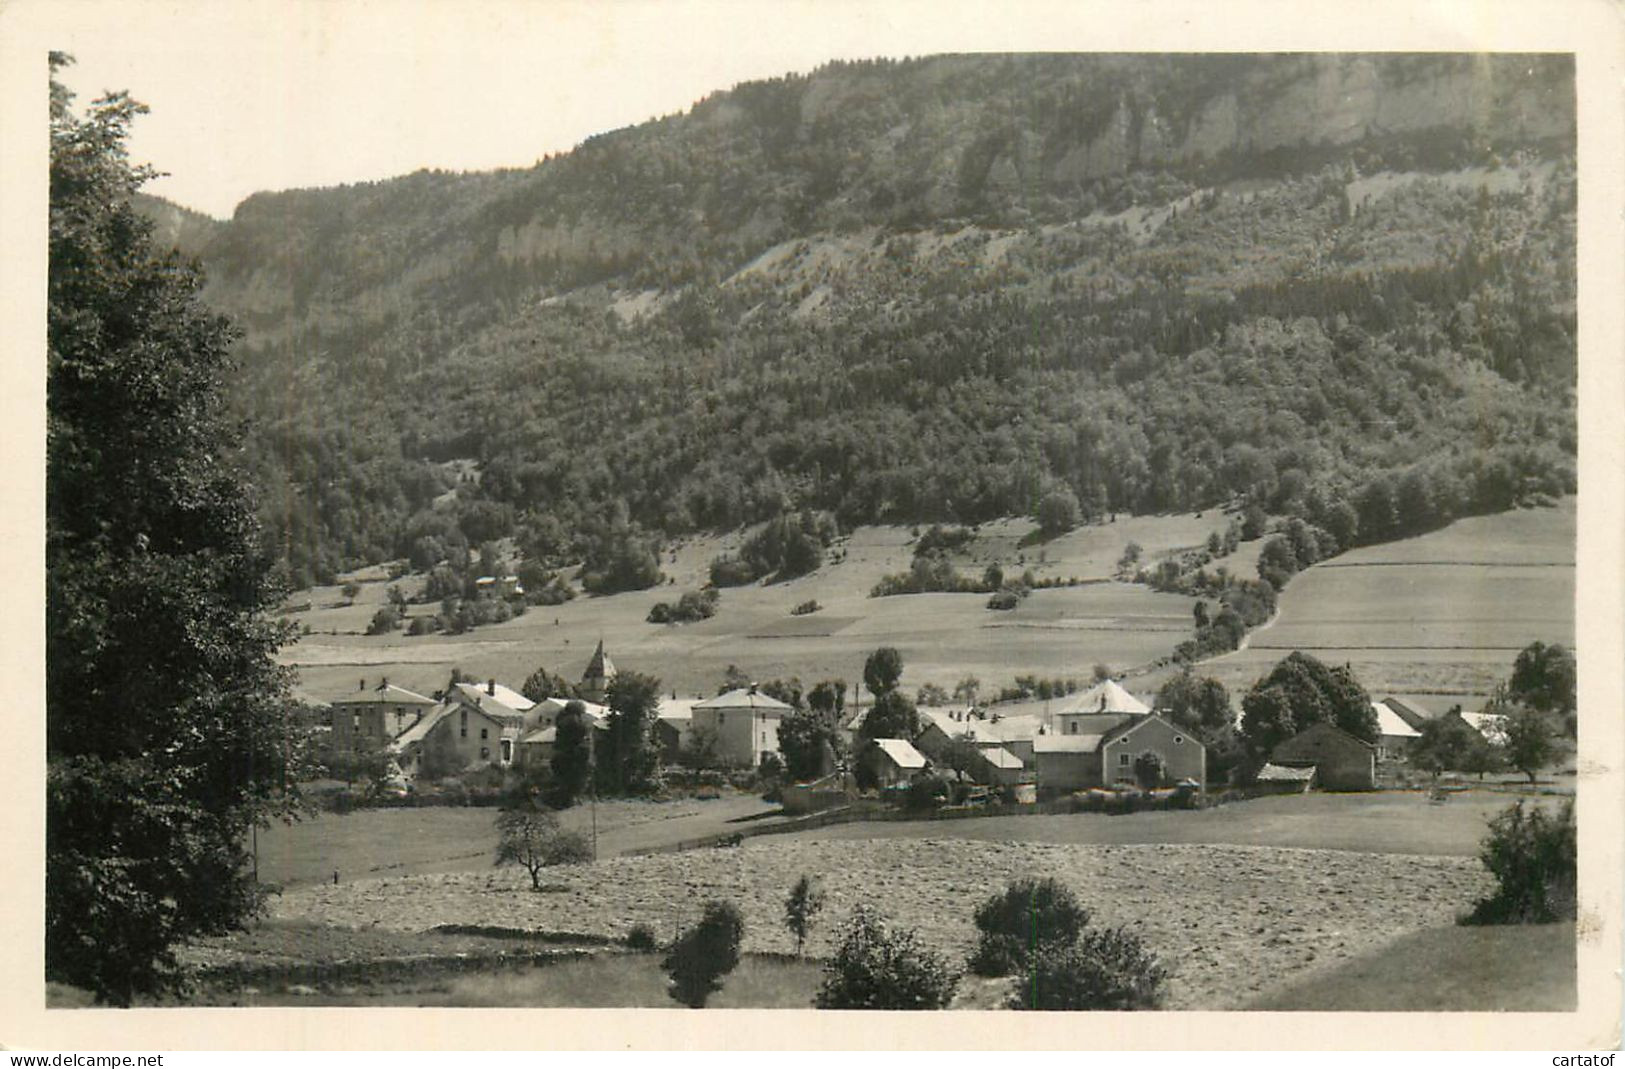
[460, 710, 468, 738]
[1174, 735, 1184, 745]
[1119, 753, 1130, 767]
[480, 727, 488, 740]
[1067, 722, 1077, 734]
[501, 739, 513, 763]
[719, 713, 726, 726]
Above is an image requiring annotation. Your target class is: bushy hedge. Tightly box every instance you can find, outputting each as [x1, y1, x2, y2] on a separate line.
[1010, 927, 1169, 1010]
[970, 877, 1167, 1010]
[969, 877, 1090, 976]
[1462, 800, 1577, 925]
[816, 907, 960, 1010]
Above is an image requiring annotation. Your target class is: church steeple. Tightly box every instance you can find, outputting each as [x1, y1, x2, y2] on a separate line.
[581, 639, 616, 702]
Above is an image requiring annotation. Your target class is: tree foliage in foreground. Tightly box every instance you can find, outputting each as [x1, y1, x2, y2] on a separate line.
[1462, 800, 1576, 926]
[968, 877, 1090, 976]
[663, 900, 745, 1008]
[816, 906, 960, 1010]
[46, 55, 297, 1003]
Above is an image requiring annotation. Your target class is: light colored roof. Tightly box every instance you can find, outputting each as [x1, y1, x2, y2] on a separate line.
[1381, 696, 1433, 731]
[870, 738, 928, 769]
[521, 718, 609, 746]
[1256, 762, 1316, 782]
[656, 697, 702, 722]
[1057, 679, 1151, 716]
[391, 704, 452, 749]
[1033, 734, 1106, 754]
[1459, 711, 1508, 743]
[694, 688, 794, 714]
[451, 681, 535, 715]
[1373, 701, 1422, 739]
[534, 697, 608, 721]
[975, 746, 1025, 769]
[338, 682, 436, 706]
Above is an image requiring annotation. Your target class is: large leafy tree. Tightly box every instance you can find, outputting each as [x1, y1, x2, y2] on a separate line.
[548, 700, 593, 806]
[46, 56, 297, 1003]
[1507, 641, 1577, 719]
[1240, 651, 1376, 757]
[599, 670, 660, 794]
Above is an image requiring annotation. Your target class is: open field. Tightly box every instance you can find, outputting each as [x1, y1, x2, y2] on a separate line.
[279, 512, 1227, 704]
[780, 789, 1564, 857]
[1173, 500, 1575, 705]
[279, 501, 1569, 712]
[1246, 921, 1575, 1011]
[253, 794, 780, 887]
[242, 836, 1495, 1010]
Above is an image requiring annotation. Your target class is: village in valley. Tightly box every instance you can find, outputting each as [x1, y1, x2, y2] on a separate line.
[42, 44, 1598, 1025]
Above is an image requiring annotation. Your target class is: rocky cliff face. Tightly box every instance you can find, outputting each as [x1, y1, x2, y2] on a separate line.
[158, 54, 1570, 365]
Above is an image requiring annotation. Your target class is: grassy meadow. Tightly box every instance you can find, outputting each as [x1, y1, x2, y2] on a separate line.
[280, 511, 1238, 704]
[254, 793, 777, 887]
[1246, 921, 1576, 1011]
[280, 500, 1571, 717]
[1174, 499, 1575, 707]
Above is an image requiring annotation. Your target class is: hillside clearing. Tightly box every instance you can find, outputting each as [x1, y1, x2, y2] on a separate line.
[280, 512, 1224, 703]
[1155, 500, 1575, 704]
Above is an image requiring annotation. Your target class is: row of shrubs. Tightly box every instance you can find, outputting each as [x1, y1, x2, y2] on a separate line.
[627, 874, 1167, 1011]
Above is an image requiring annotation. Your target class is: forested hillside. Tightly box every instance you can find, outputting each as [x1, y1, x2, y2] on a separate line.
[144, 53, 1576, 588]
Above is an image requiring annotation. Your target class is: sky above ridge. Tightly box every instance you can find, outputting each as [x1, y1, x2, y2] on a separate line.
[28, 0, 1569, 220]
[48, 2, 894, 218]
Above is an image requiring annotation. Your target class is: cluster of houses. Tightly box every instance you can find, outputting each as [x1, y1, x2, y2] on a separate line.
[321, 642, 1506, 798]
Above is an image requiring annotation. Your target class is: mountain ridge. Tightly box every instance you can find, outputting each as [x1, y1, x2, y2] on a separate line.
[132, 53, 1575, 588]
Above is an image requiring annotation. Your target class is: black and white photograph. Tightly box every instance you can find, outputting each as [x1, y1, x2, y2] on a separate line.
[4, 0, 1622, 1053]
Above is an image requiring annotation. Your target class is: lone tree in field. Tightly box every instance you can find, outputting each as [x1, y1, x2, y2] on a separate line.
[494, 803, 592, 890]
[663, 900, 746, 1008]
[784, 874, 826, 956]
[46, 55, 300, 1004]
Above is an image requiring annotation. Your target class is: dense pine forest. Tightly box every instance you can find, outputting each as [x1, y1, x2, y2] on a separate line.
[140, 53, 1576, 589]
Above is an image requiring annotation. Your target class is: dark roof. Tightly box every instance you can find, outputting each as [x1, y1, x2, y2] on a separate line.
[583, 639, 615, 681]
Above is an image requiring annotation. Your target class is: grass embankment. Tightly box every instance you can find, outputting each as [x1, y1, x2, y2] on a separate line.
[253, 793, 780, 887]
[784, 790, 1567, 857]
[1246, 922, 1576, 1011]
